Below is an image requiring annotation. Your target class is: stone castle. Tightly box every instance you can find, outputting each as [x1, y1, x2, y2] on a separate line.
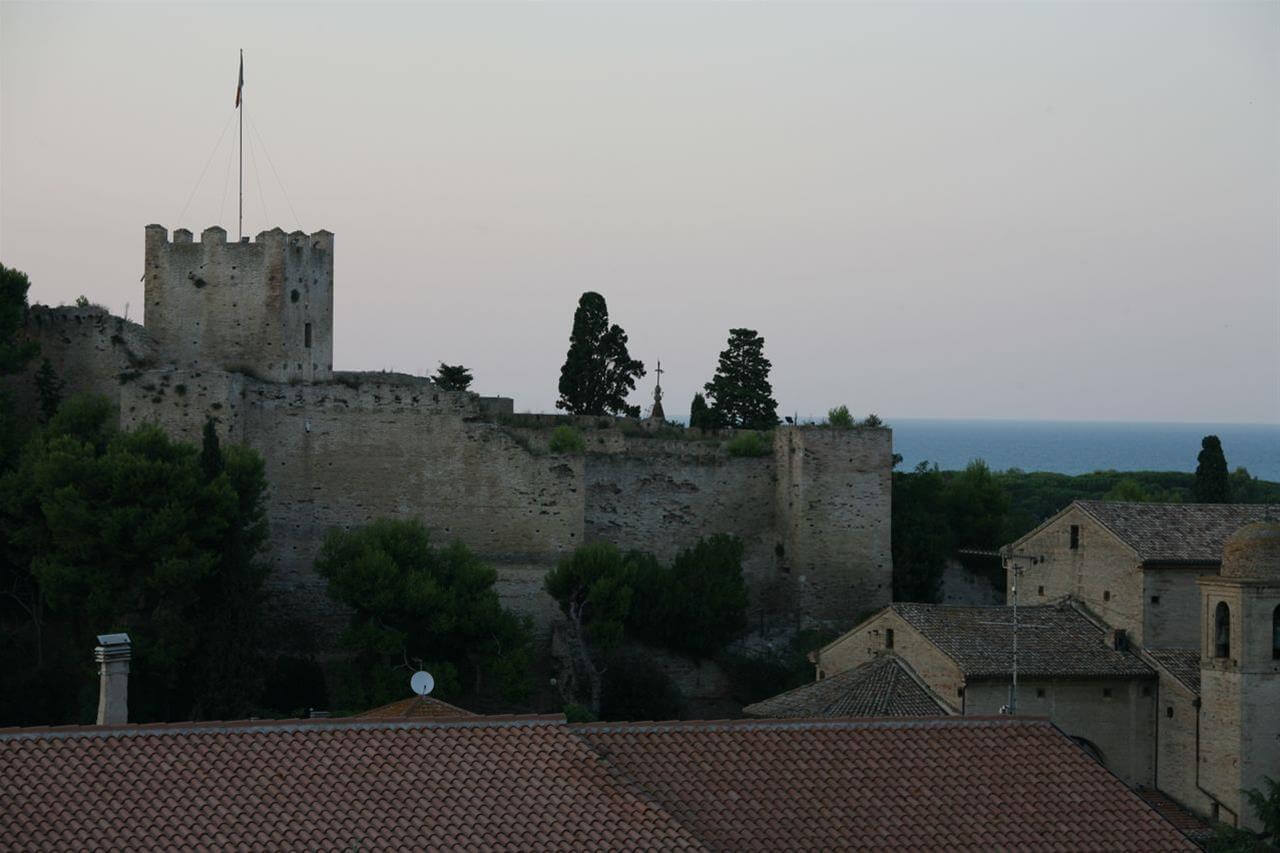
[12, 225, 893, 640]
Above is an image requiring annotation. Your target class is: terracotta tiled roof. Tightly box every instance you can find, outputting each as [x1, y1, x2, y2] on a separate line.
[742, 656, 954, 718]
[0, 714, 1200, 851]
[1075, 501, 1280, 564]
[890, 601, 1153, 679]
[354, 695, 478, 719]
[1146, 648, 1202, 696]
[574, 717, 1196, 852]
[0, 716, 702, 850]
[1137, 789, 1214, 842]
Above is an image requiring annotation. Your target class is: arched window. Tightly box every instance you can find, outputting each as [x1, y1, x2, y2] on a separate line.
[1273, 605, 1279, 661]
[1214, 602, 1230, 659]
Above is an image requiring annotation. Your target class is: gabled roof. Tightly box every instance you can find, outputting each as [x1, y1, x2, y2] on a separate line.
[1030, 501, 1280, 565]
[1145, 648, 1201, 696]
[573, 717, 1196, 852]
[354, 695, 478, 719]
[889, 602, 1153, 680]
[0, 714, 1198, 851]
[741, 656, 954, 718]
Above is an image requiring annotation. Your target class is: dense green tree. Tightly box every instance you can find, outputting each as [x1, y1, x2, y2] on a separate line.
[945, 459, 1011, 550]
[556, 292, 645, 417]
[544, 543, 636, 713]
[316, 519, 533, 711]
[1230, 467, 1266, 504]
[891, 462, 952, 602]
[704, 328, 778, 429]
[33, 359, 65, 424]
[689, 392, 711, 429]
[0, 264, 40, 467]
[0, 394, 270, 724]
[629, 534, 748, 659]
[1195, 435, 1231, 503]
[827, 405, 854, 429]
[1103, 478, 1151, 502]
[0, 264, 38, 377]
[433, 363, 473, 392]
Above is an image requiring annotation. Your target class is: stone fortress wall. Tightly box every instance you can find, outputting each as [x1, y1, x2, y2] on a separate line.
[10, 225, 893, 642]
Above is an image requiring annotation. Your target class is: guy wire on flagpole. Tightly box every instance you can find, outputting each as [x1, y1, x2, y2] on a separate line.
[238, 48, 244, 242]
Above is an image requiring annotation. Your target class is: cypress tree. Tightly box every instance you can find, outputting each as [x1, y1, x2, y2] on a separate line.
[556, 292, 645, 417]
[1194, 435, 1230, 503]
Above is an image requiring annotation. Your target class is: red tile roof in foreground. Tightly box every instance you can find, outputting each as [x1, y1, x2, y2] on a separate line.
[574, 717, 1196, 852]
[0, 716, 700, 851]
[1, 715, 1196, 851]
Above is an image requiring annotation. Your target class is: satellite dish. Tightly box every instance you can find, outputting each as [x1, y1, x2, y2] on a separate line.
[410, 670, 435, 697]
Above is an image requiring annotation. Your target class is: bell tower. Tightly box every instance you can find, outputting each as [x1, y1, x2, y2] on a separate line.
[1196, 522, 1280, 831]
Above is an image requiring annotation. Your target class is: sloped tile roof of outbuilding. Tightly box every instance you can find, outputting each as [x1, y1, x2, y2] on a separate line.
[1075, 501, 1280, 564]
[890, 601, 1153, 679]
[1146, 648, 1202, 696]
[573, 717, 1195, 852]
[742, 656, 954, 718]
[0, 714, 1197, 851]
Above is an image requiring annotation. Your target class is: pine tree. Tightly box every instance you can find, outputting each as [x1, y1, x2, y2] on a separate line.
[704, 328, 778, 430]
[556, 292, 645, 417]
[689, 393, 711, 429]
[1194, 435, 1230, 503]
[200, 417, 224, 482]
[434, 363, 473, 392]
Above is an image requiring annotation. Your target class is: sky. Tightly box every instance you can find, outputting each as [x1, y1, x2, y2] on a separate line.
[1, 2, 1277, 423]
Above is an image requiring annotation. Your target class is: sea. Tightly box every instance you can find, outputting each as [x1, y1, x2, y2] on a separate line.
[888, 419, 1280, 481]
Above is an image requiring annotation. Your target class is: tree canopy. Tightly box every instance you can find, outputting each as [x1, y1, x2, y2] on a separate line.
[704, 328, 778, 430]
[315, 518, 533, 711]
[556, 292, 645, 417]
[0, 398, 270, 724]
[545, 536, 748, 716]
[1194, 435, 1231, 503]
[0, 264, 39, 467]
[433, 363, 473, 392]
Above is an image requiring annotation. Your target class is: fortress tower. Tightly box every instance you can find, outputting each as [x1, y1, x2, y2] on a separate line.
[144, 225, 334, 383]
[1197, 522, 1280, 831]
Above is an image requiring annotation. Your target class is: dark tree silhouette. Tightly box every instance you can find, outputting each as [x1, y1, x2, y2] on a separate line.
[1194, 435, 1230, 503]
[556, 292, 645, 417]
[704, 328, 778, 430]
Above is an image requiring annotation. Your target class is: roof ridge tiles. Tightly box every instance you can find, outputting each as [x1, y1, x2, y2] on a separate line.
[0, 713, 567, 742]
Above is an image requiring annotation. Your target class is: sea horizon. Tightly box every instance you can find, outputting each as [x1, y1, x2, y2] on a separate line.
[884, 417, 1280, 482]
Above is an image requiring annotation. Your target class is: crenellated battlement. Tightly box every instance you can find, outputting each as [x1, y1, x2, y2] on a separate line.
[143, 224, 335, 384]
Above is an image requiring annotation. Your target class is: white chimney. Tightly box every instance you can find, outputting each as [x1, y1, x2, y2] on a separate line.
[94, 633, 131, 725]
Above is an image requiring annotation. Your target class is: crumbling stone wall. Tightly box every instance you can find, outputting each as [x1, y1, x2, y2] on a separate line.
[3, 306, 154, 423]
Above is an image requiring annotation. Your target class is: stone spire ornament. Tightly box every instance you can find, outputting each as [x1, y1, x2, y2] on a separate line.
[649, 359, 665, 422]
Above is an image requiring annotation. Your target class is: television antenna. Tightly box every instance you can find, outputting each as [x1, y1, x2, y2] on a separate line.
[410, 670, 435, 697]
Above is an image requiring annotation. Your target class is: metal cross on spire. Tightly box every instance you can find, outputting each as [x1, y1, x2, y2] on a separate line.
[650, 359, 665, 421]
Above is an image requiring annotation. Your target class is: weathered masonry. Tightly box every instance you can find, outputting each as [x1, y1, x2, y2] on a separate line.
[12, 225, 893, 639]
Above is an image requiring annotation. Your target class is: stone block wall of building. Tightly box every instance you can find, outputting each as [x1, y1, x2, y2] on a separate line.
[815, 610, 966, 705]
[1007, 505, 1147, 643]
[775, 427, 893, 623]
[963, 678, 1156, 788]
[143, 226, 334, 384]
[1151, 671, 1213, 817]
[1143, 567, 1208, 649]
[1197, 577, 1280, 831]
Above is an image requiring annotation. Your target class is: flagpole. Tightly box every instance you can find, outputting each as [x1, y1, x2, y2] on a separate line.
[238, 49, 244, 242]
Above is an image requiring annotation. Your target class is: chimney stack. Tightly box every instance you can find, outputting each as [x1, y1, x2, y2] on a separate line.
[94, 633, 131, 725]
